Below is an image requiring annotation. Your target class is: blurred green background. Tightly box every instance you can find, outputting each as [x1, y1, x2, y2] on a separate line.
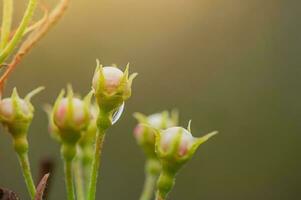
[0, 0, 301, 199]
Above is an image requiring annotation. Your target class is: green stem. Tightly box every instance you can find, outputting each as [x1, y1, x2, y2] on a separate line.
[64, 159, 75, 200]
[0, 0, 13, 50]
[155, 170, 175, 200]
[139, 173, 157, 200]
[82, 149, 93, 194]
[139, 159, 161, 200]
[74, 159, 85, 200]
[17, 153, 36, 199]
[87, 129, 105, 200]
[155, 192, 165, 200]
[0, 0, 38, 64]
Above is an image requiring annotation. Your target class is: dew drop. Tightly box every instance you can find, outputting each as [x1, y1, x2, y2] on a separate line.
[112, 102, 125, 124]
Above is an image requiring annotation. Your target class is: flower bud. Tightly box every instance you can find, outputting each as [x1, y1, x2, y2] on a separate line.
[92, 60, 137, 112]
[92, 66, 123, 94]
[155, 123, 217, 199]
[160, 127, 194, 156]
[0, 87, 44, 137]
[55, 98, 85, 129]
[155, 123, 217, 171]
[133, 111, 178, 158]
[52, 86, 92, 145]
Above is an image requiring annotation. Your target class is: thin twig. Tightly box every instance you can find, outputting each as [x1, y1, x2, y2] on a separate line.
[0, 0, 70, 96]
[0, 0, 38, 64]
[0, 0, 14, 50]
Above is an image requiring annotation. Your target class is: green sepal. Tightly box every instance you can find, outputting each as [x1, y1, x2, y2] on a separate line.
[135, 123, 158, 158]
[171, 109, 179, 126]
[24, 86, 45, 102]
[133, 112, 148, 123]
[181, 130, 218, 161]
[43, 104, 61, 142]
[79, 115, 97, 149]
[187, 120, 192, 132]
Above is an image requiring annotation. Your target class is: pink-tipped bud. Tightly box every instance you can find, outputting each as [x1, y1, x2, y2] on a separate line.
[155, 124, 217, 199]
[0, 98, 31, 121]
[134, 124, 156, 144]
[133, 124, 144, 141]
[133, 111, 178, 159]
[92, 66, 124, 94]
[54, 97, 89, 131]
[51, 87, 93, 144]
[160, 127, 194, 157]
[0, 87, 43, 140]
[54, 98, 87, 128]
[92, 61, 137, 112]
[155, 124, 217, 166]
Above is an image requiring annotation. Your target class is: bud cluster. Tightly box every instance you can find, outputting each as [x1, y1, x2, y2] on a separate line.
[133, 111, 178, 159]
[133, 110, 217, 200]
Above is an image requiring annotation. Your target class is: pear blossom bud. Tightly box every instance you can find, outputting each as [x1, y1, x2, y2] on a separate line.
[0, 98, 31, 121]
[54, 98, 86, 130]
[160, 127, 194, 156]
[92, 60, 137, 112]
[133, 111, 178, 158]
[92, 66, 124, 94]
[0, 87, 44, 155]
[155, 124, 217, 171]
[0, 87, 43, 137]
[52, 87, 92, 145]
[155, 124, 217, 200]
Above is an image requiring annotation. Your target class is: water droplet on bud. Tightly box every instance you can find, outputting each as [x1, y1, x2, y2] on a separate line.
[112, 102, 125, 124]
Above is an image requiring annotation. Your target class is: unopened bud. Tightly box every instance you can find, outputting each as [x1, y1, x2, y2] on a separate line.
[52, 86, 92, 145]
[92, 66, 124, 94]
[133, 111, 179, 158]
[0, 87, 44, 155]
[155, 123, 217, 200]
[54, 98, 86, 129]
[155, 123, 217, 171]
[92, 60, 137, 112]
[0, 87, 43, 137]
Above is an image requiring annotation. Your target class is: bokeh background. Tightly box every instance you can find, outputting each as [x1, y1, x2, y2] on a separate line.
[0, 0, 301, 199]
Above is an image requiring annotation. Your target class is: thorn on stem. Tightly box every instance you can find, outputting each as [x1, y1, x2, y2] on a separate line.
[34, 173, 50, 200]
